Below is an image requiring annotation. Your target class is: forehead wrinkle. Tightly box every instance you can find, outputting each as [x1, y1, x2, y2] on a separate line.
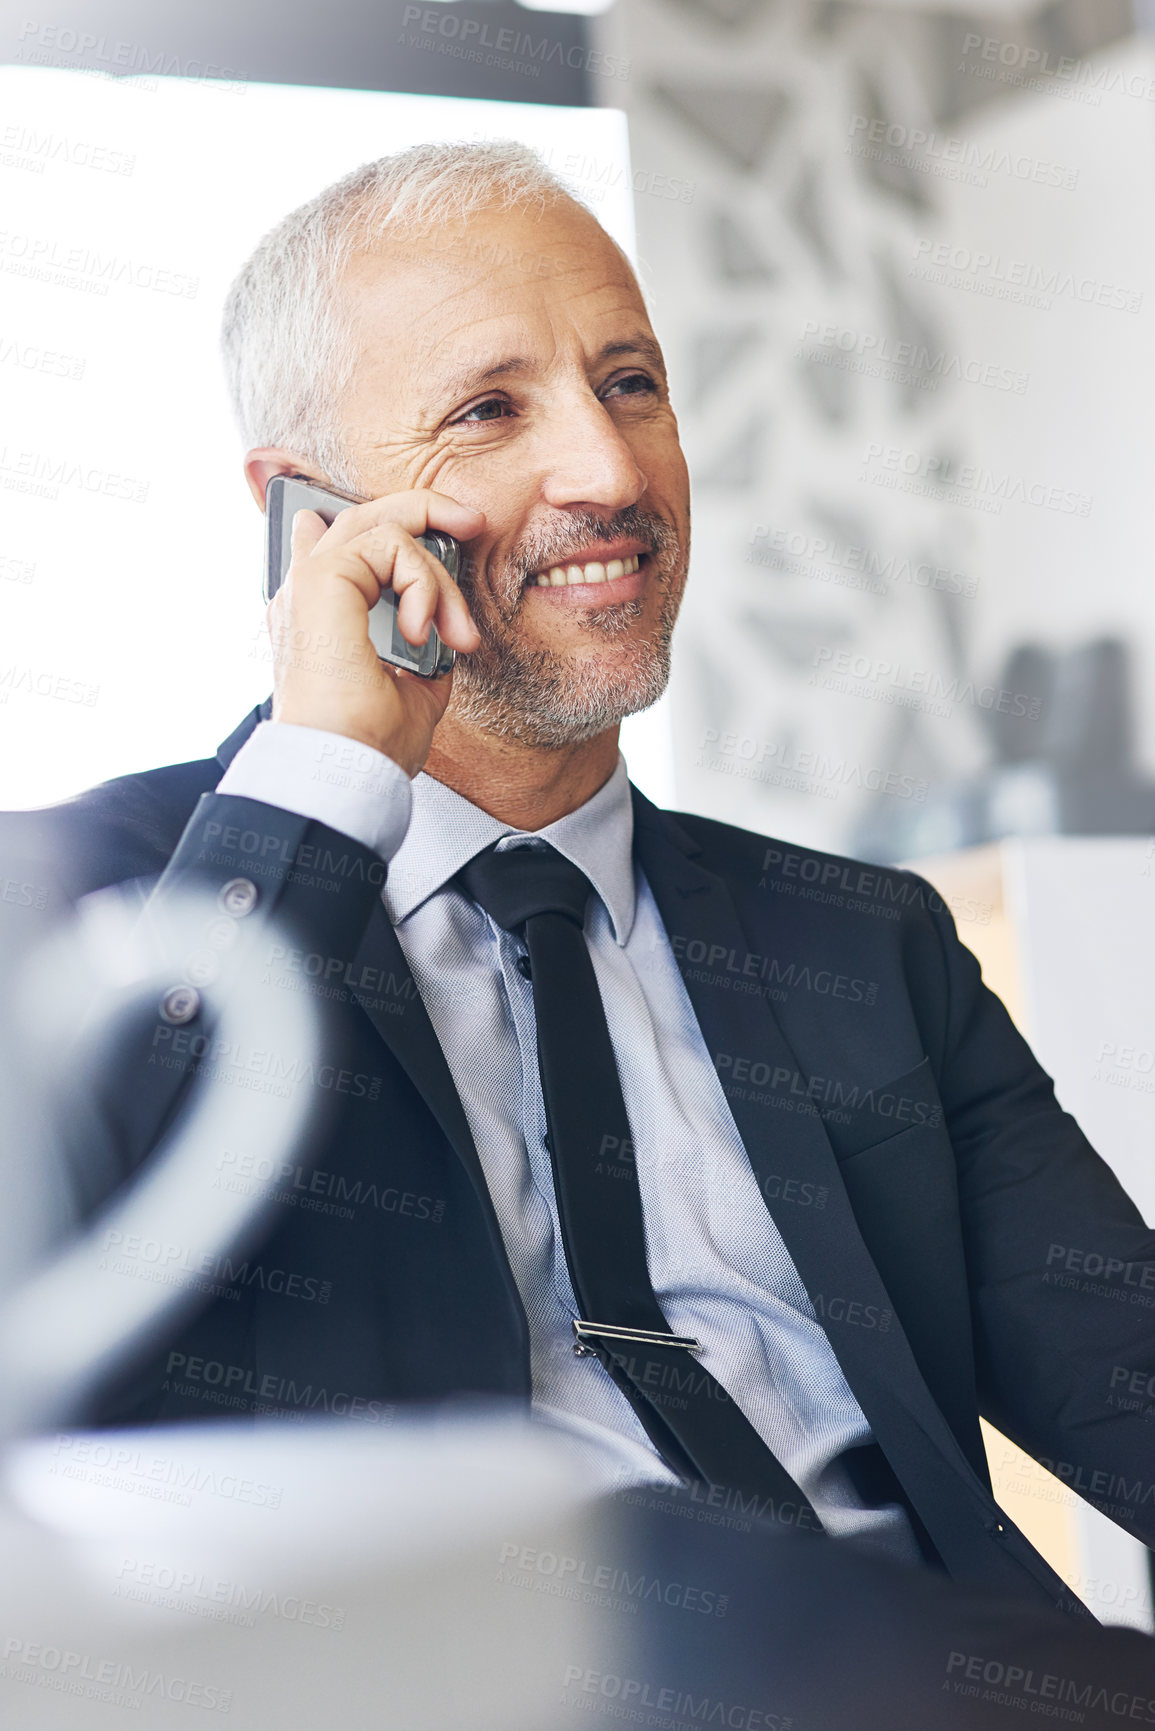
[418, 350, 535, 415]
[413, 324, 665, 422]
[343, 238, 660, 437]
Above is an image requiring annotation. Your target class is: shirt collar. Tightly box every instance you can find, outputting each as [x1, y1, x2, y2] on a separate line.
[382, 751, 637, 946]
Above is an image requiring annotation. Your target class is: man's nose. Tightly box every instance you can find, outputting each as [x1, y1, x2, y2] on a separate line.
[538, 391, 647, 513]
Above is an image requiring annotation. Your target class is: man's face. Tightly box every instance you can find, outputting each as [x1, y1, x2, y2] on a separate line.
[333, 198, 690, 747]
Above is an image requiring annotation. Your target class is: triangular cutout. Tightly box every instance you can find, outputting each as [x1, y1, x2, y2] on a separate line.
[654, 82, 790, 172]
[710, 209, 777, 283]
[690, 325, 763, 408]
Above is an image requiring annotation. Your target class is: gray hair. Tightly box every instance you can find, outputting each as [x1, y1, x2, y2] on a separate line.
[220, 138, 615, 489]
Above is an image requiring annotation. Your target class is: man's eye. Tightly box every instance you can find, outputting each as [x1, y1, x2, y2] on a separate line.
[454, 397, 510, 425]
[605, 372, 657, 398]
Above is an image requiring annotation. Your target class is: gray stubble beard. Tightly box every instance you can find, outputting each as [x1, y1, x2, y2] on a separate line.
[447, 506, 687, 749]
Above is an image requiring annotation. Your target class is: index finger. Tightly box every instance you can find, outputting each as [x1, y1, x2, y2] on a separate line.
[313, 489, 485, 553]
[289, 508, 328, 559]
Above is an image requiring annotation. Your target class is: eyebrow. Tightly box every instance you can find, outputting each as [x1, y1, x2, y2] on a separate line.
[425, 332, 668, 416]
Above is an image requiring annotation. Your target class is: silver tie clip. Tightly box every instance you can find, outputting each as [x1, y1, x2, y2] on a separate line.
[572, 1319, 703, 1358]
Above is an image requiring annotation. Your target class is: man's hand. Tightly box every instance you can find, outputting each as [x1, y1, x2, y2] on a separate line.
[268, 489, 485, 777]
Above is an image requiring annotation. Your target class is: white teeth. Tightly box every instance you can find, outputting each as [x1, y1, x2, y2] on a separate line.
[535, 553, 642, 586]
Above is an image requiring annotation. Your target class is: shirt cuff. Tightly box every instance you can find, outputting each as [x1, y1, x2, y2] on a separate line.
[216, 721, 413, 862]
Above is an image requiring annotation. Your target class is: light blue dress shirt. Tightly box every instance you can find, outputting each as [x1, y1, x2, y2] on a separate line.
[220, 721, 921, 1562]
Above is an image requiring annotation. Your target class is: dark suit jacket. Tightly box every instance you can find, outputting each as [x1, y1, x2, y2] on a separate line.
[4, 701, 1154, 1615]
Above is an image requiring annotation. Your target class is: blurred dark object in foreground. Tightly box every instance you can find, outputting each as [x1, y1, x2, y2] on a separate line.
[3, 1416, 1153, 1730]
[583, 1481, 1155, 1731]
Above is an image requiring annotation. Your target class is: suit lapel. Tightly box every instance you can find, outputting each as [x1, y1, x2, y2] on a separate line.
[345, 898, 493, 1206]
[325, 885, 533, 1352]
[629, 786, 1005, 1568]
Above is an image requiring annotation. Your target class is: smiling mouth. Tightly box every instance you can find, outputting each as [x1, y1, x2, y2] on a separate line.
[532, 552, 642, 588]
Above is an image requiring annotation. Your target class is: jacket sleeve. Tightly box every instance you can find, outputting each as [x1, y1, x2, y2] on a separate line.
[915, 880, 1155, 1549]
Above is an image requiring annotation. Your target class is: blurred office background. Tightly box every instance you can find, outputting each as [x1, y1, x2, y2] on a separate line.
[592, 0, 1155, 862]
[2, 0, 1154, 1638]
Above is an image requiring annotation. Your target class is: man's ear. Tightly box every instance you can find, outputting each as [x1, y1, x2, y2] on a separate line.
[244, 449, 327, 510]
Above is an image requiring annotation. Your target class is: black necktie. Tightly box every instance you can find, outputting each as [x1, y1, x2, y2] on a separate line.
[456, 839, 821, 1531]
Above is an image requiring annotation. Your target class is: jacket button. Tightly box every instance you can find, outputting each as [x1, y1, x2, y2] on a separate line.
[160, 985, 200, 1025]
[218, 877, 259, 917]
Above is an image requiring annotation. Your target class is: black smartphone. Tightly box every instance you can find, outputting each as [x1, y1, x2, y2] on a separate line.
[263, 473, 462, 679]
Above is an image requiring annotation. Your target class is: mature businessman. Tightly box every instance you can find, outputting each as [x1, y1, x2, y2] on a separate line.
[8, 140, 1155, 1619]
